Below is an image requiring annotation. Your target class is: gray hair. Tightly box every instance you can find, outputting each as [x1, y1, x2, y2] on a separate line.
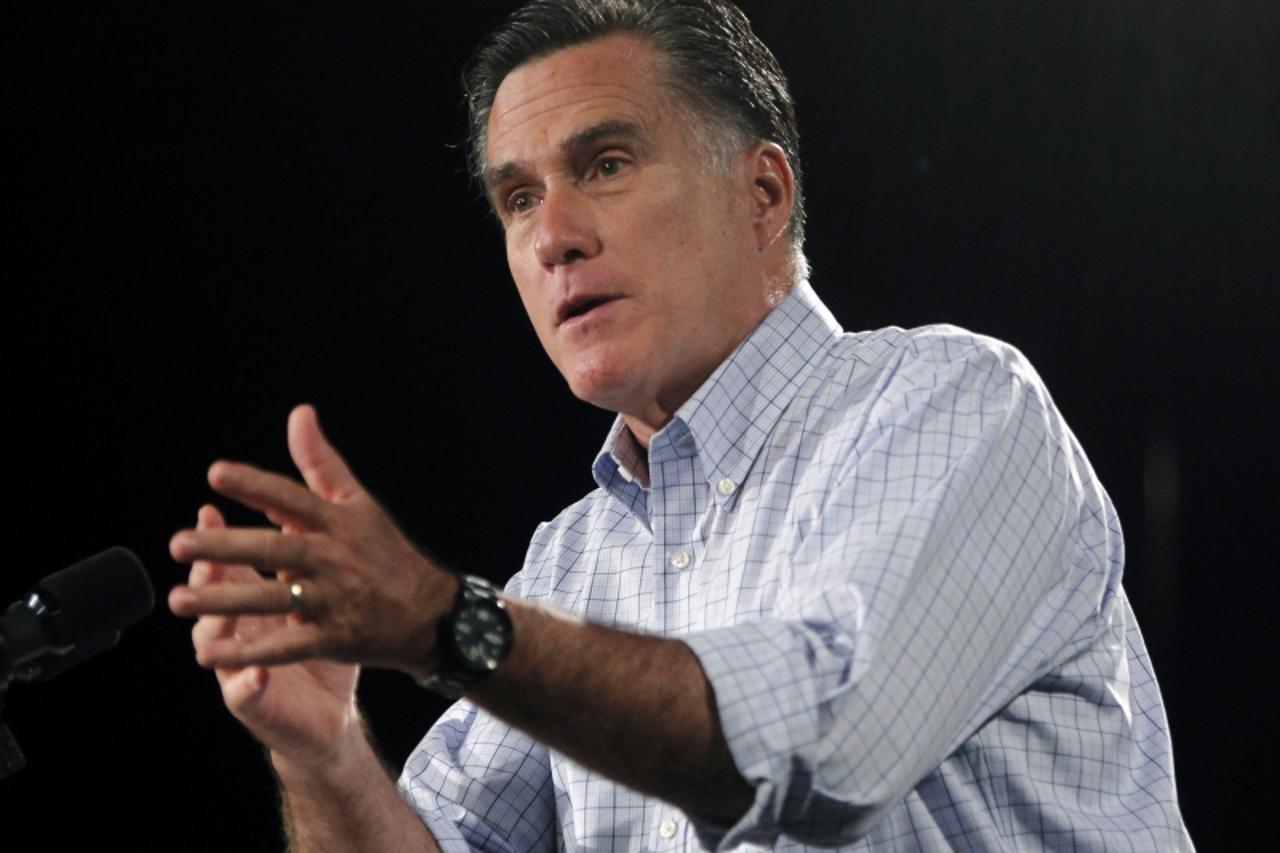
[462, 0, 807, 257]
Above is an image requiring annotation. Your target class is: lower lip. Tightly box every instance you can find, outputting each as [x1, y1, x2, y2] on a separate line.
[560, 299, 621, 333]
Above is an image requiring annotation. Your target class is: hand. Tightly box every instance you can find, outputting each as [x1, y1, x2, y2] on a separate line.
[169, 404, 457, 679]
[184, 503, 361, 768]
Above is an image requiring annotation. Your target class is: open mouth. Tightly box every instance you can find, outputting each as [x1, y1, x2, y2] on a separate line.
[559, 295, 618, 325]
[567, 297, 610, 319]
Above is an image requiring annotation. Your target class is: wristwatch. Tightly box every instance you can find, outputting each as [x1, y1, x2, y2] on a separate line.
[417, 574, 513, 699]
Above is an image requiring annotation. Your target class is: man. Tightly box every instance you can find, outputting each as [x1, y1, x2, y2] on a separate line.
[169, 1, 1192, 849]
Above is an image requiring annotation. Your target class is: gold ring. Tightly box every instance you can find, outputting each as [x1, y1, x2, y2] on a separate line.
[288, 582, 305, 612]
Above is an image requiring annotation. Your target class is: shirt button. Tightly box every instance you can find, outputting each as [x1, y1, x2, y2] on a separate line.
[659, 819, 679, 839]
[670, 550, 691, 570]
[717, 477, 736, 496]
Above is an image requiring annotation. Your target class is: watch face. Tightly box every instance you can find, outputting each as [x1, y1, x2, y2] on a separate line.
[454, 605, 507, 671]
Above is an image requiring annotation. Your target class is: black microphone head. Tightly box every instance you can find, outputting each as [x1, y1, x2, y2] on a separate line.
[34, 547, 154, 651]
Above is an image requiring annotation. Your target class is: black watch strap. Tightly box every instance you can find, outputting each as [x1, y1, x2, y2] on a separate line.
[417, 574, 513, 699]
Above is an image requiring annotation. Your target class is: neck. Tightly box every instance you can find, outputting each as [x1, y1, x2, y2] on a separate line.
[622, 415, 658, 450]
[621, 276, 801, 449]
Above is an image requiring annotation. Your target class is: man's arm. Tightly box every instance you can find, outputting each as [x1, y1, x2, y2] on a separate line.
[175, 325, 1134, 847]
[273, 725, 438, 853]
[171, 405, 750, 846]
[176, 440, 443, 852]
[470, 602, 754, 822]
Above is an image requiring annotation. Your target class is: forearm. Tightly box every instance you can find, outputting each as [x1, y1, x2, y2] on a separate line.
[273, 728, 439, 853]
[469, 599, 754, 822]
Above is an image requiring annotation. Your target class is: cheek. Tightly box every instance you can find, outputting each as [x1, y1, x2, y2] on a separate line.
[628, 167, 701, 233]
[649, 178, 732, 259]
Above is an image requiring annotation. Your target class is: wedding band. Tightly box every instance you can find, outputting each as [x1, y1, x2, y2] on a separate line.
[288, 582, 305, 613]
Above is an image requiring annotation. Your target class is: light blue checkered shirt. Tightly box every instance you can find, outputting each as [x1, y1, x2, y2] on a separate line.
[399, 282, 1191, 851]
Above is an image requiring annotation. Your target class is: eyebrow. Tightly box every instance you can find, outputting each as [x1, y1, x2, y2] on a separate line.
[483, 119, 653, 198]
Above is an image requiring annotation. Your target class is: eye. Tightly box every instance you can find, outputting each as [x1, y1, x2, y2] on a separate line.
[592, 154, 631, 180]
[506, 190, 539, 216]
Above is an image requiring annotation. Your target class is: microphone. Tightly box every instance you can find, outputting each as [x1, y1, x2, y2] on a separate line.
[0, 547, 153, 691]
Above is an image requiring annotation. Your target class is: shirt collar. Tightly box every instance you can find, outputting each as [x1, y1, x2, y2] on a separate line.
[592, 280, 843, 511]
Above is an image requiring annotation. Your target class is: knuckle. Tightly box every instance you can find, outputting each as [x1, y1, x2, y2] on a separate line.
[299, 537, 337, 576]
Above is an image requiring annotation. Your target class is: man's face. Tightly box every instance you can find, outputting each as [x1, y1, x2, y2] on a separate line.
[484, 34, 775, 442]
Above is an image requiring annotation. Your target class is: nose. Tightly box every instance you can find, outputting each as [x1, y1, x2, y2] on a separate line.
[534, 185, 601, 269]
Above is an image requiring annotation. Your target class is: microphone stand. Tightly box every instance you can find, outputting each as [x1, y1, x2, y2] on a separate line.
[0, 694, 26, 781]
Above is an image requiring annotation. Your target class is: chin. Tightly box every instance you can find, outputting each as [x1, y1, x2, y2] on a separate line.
[563, 354, 646, 414]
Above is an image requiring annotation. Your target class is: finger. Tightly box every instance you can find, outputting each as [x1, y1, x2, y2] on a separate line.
[188, 504, 234, 638]
[187, 506, 263, 584]
[188, 559, 219, 587]
[198, 503, 226, 531]
[175, 562, 274, 632]
[196, 623, 330, 669]
[288, 404, 362, 502]
[219, 665, 270, 715]
[192, 607, 287, 647]
[189, 558, 265, 591]
[193, 615, 226, 649]
[190, 505, 227, 587]
[207, 461, 329, 531]
[170, 527, 325, 574]
[194, 614, 241, 653]
[265, 507, 301, 530]
[171, 578, 301, 617]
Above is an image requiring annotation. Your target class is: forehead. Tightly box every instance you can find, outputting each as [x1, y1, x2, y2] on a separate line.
[485, 34, 674, 172]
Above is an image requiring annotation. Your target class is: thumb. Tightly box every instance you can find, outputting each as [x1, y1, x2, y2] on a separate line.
[288, 404, 360, 502]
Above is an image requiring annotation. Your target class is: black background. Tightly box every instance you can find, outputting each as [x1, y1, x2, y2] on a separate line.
[2, 1, 1275, 848]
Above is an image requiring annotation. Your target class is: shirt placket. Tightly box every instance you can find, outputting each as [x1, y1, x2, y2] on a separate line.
[647, 439, 708, 644]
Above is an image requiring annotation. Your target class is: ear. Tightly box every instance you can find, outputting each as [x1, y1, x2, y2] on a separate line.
[745, 142, 795, 251]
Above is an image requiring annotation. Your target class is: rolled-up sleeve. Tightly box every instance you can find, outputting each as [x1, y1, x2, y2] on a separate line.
[682, 336, 1109, 849]
[397, 697, 556, 852]
[397, 564, 558, 851]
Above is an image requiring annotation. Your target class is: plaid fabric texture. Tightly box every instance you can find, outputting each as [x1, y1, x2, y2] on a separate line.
[399, 282, 1191, 852]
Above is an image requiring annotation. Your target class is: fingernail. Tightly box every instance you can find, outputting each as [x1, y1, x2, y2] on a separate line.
[169, 588, 195, 611]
